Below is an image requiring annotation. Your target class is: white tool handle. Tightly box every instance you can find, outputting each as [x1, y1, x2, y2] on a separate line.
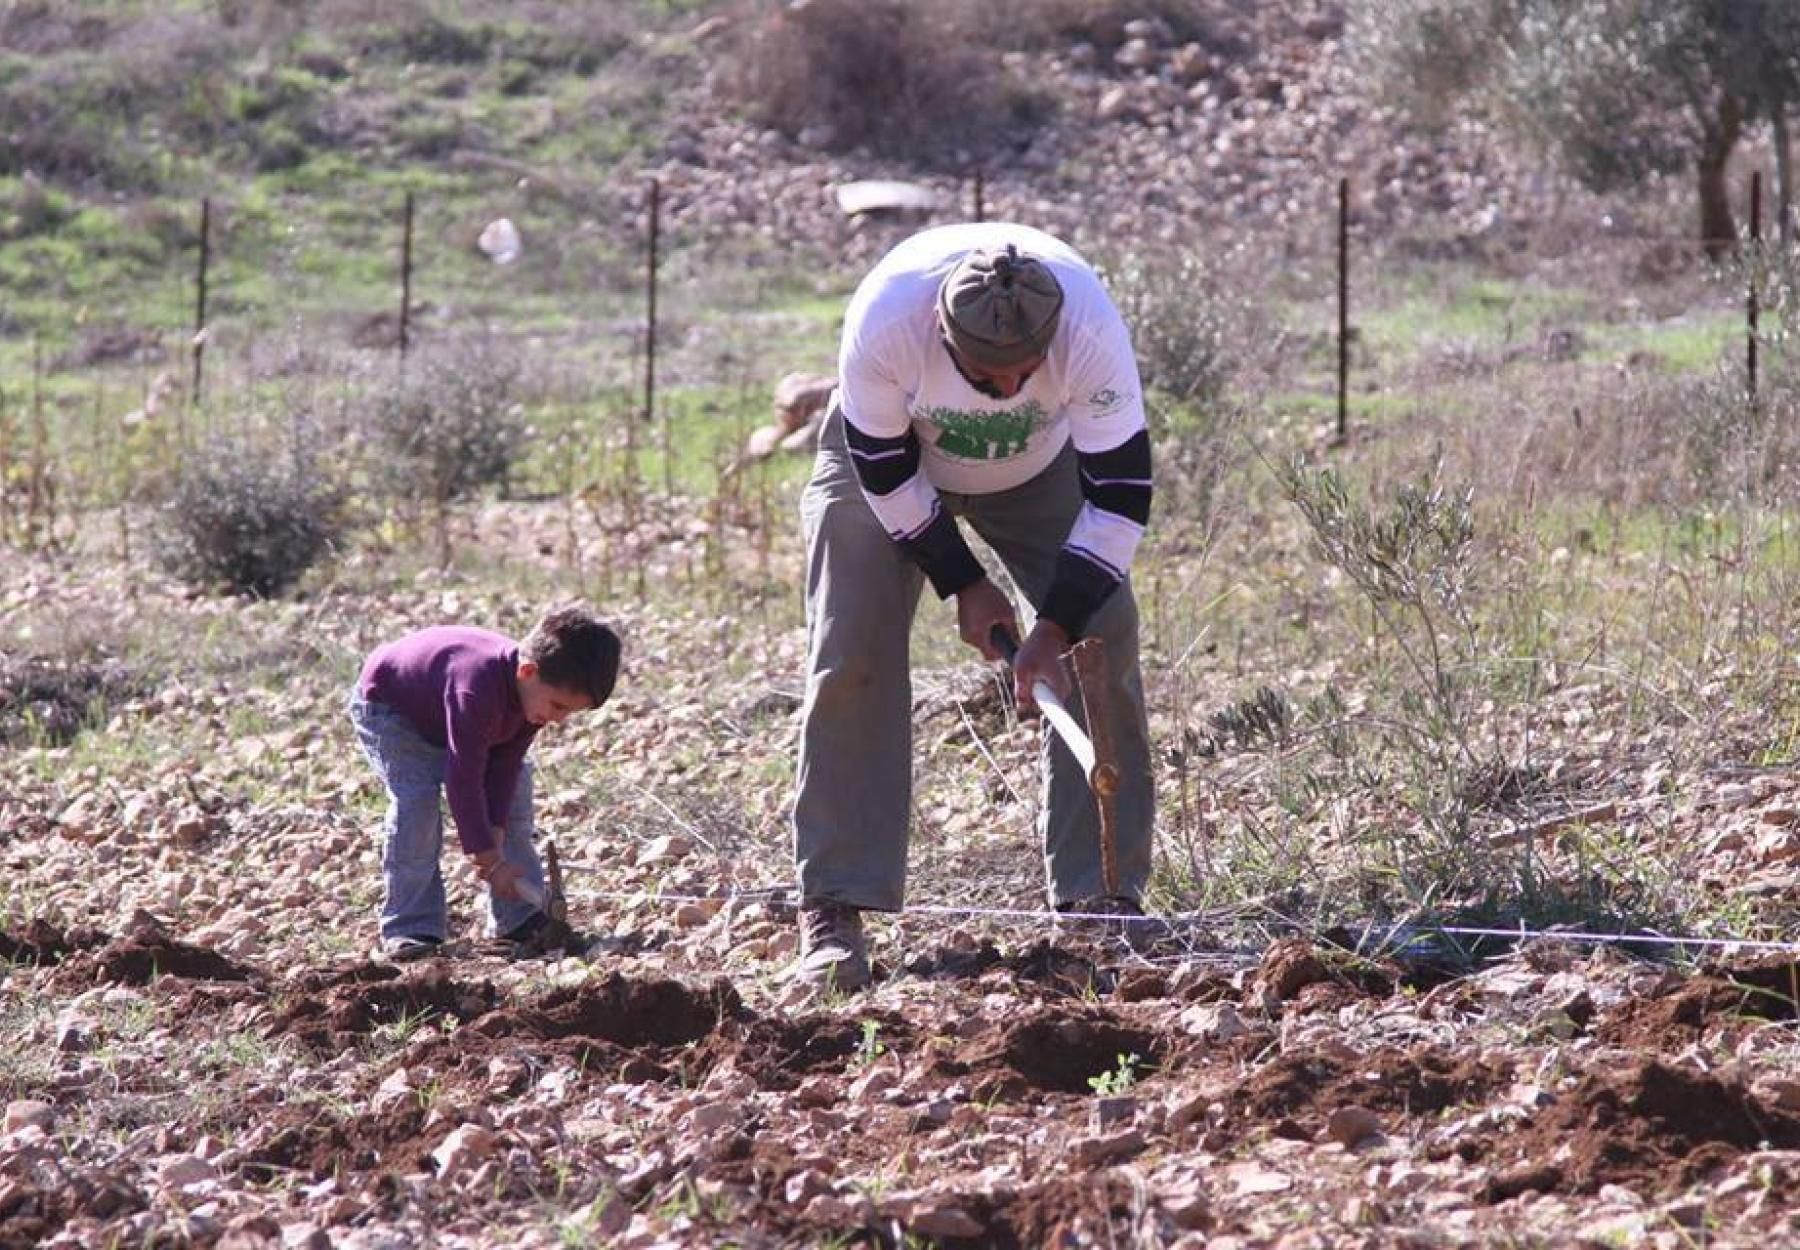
[1032, 681, 1097, 775]
[991, 625, 1097, 774]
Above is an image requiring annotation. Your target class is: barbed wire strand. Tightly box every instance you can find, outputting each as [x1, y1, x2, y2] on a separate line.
[556, 877, 1800, 957]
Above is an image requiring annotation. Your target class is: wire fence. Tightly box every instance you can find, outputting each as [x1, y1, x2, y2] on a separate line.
[552, 879, 1800, 970]
[0, 166, 1791, 558]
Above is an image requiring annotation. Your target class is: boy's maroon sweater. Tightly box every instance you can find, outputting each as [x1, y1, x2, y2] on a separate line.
[359, 626, 537, 855]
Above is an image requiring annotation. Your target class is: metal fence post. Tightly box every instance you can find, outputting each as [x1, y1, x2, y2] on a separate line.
[1748, 169, 1761, 407]
[400, 191, 415, 359]
[644, 177, 660, 429]
[192, 197, 211, 405]
[1336, 176, 1350, 445]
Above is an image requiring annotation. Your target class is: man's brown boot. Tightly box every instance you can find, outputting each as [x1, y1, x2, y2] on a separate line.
[792, 900, 871, 990]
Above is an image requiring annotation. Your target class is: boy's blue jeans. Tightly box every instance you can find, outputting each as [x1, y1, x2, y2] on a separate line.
[348, 694, 546, 942]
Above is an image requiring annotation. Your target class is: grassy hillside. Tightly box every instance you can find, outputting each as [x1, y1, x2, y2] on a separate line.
[0, 1, 743, 388]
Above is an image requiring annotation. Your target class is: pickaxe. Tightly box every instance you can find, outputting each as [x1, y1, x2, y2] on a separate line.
[515, 839, 577, 949]
[990, 625, 1121, 897]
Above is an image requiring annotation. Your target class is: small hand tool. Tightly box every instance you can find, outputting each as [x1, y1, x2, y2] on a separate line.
[990, 625, 1121, 895]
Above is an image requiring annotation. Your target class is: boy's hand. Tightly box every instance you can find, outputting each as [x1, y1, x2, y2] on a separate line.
[470, 848, 526, 903]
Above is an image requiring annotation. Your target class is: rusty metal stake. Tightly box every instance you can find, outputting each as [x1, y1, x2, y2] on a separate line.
[1069, 637, 1121, 898]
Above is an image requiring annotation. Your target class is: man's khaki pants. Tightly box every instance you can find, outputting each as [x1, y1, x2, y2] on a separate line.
[794, 405, 1154, 910]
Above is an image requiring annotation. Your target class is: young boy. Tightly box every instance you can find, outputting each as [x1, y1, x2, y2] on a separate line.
[348, 605, 621, 960]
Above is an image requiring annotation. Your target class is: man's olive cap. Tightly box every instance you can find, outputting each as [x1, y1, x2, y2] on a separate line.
[937, 243, 1064, 368]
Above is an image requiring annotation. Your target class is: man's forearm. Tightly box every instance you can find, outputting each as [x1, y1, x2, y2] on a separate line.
[1045, 429, 1153, 636]
[845, 419, 986, 597]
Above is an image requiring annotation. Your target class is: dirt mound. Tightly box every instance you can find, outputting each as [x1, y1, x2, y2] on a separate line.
[1254, 936, 1410, 1005]
[1479, 1059, 1800, 1199]
[1596, 958, 1800, 1047]
[1705, 957, 1800, 1018]
[240, 1097, 443, 1184]
[401, 973, 747, 1083]
[1228, 1045, 1512, 1138]
[937, 1006, 1169, 1099]
[245, 977, 738, 1183]
[466, 972, 740, 1045]
[722, 1012, 904, 1092]
[46, 931, 257, 988]
[1254, 937, 1336, 998]
[0, 918, 109, 965]
[905, 937, 1112, 998]
[262, 964, 498, 1052]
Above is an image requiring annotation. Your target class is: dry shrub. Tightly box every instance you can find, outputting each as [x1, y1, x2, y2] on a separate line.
[719, 0, 1053, 163]
[0, 11, 257, 184]
[1098, 241, 1272, 408]
[368, 339, 524, 506]
[151, 446, 346, 598]
[0, 0, 115, 55]
[1427, 357, 1800, 514]
[302, 0, 635, 65]
[0, 173, 72, 242]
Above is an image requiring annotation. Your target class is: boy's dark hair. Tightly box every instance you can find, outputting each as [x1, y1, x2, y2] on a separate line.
[522, 606, 621, 709]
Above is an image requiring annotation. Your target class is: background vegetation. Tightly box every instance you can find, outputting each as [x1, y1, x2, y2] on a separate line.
[5, 0, 1800, 954]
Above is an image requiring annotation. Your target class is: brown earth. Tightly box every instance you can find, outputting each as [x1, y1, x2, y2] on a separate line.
[9, 920, 1800, 1248]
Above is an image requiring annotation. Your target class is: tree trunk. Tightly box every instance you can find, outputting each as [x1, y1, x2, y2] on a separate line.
[1775, 104, 1795, 244]
[1698, 91, 1743, 260]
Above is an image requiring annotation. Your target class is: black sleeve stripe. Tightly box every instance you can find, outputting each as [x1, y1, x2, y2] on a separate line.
[1065, 542, 1125, 582]
[845, 422, 922, 497]
[1077, 429, 1151, 478]
[906, 509, 987, 599]
[1076, 429, 1152, 524]
[1080, 477, 1152, 525]
[1039, 549, 1122, 639]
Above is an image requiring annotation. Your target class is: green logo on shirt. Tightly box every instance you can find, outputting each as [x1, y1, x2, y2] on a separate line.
[922, 401, 1048, 461]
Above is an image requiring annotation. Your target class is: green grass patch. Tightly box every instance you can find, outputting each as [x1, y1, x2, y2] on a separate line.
[1360, 273, 1595, 355]
[1262, 388, 1436, 425]
[1593, 311, 1738, 372]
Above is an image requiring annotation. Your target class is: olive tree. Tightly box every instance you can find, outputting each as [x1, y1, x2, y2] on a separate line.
[1349, 0, 1800, 253]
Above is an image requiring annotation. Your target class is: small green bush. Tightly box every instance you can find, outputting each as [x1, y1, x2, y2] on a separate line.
[0, 174, 72, 242]
[0, 64, 143, 184]
[370, 341, 524, 506]
[250, 125, 311, 172]
[230, 66, 326, 124]
[392, 108, 469, 159]
[406, 15, 492, 64]
[1100, 246, 1249, 408]
[151, 449, 344, 597]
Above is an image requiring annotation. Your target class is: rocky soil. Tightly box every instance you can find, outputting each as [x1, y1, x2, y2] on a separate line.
[634, 3, 1649, 278]
[8, 901, 1800, 1249]
[6, 498, 1800, 1248]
